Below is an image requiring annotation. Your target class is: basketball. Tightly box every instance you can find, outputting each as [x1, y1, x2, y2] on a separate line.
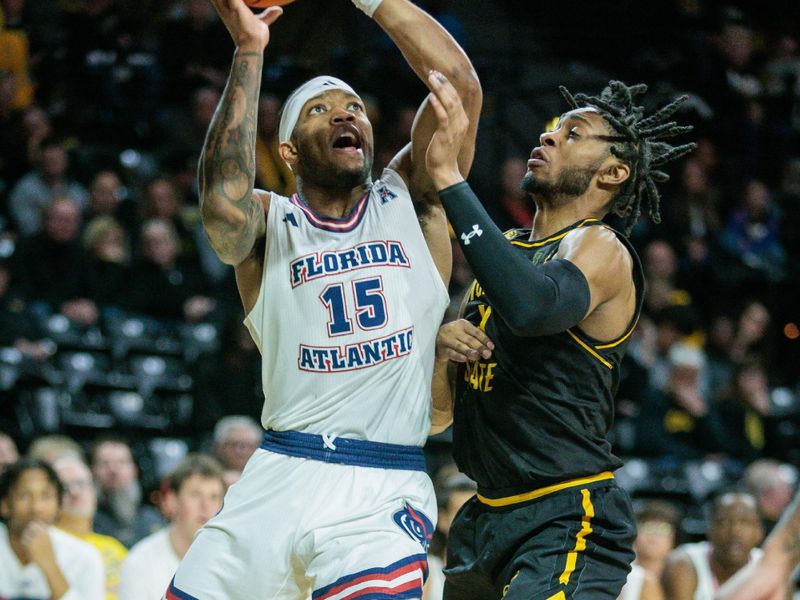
[243, 0, 296, 8]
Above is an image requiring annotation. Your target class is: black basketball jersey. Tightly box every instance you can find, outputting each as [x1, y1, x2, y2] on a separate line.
[452, 218, 645, 495]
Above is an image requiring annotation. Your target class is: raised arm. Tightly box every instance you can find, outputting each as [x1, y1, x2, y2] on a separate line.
[199, 0, 282, 267]
[423, 73, 629, 338]
[362, 0, 481, 191]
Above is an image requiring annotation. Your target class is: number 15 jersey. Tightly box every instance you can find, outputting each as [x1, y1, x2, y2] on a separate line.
[244, 169, 449, 447]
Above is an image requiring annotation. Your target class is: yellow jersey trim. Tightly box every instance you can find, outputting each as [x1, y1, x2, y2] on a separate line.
[558, 488, 595, 585]
[476, 471, 614, 507]
[593, 321, 637, 350]
[566, 329, 613, 369]
[510, 218, 601, 248]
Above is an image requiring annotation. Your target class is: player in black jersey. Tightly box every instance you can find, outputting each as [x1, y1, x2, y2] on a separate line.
[421, 71, 696, 599]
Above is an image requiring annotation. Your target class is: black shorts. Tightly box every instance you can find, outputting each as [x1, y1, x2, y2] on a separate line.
[443, 474, 636, 600]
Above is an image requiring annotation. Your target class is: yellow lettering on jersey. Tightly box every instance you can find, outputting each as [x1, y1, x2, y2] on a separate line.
[478, 305, 492, 330]
[464, 360, 497, 392]
[469, 281, 485, 301]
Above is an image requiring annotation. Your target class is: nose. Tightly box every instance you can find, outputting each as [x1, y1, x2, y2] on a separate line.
[331, 108, 355, 124]
[539, 130, 556, 147]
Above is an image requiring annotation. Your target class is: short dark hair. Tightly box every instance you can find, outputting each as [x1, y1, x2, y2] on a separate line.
[89, 434, 133, 466]
[0, 459, 64, 511]
[559, 81, 696, 235]
[635, 499, 680, 530]
[165, 454, 225, 494]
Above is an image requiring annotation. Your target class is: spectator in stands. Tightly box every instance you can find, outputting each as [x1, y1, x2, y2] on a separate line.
[27, 434, 83, 464]
[127, 218, 214, 322]
[53, 454, 128, 600]
[140, 177, 199, 256]
[742, 459, 797, 534]
[705, 314, 737, 401]
[730, 300, 771, 363]
[0, 257, 52, 361]
[722, 180, 786, 284]
[118, 454, 225, 600]
[715, 360, 780, 461]
[635, 343, 727, 460]
[642, 239, 691, 314]
[618, 500, 680, 599]
[663, 492, 764, 599]
[663, 158, 721, 245]
[8, 140, 88, 236]
[0, 458, 105, 599]
[86, 171, 137, 237]
[90, 437, 164, 548]
[211, 416, 261, 474]
[162, 87, 220, 173]
[193, 318, 262, 430]
[12, 196, 99, 325]
[84, 216, 131, 309]
[0, 431, 19, 474]
[255, 93, 295, 196]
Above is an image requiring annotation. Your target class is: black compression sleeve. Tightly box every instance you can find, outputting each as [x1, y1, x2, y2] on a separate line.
[439, 181, 591, 337]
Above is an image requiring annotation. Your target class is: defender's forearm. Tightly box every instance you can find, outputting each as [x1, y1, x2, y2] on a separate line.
[199, 48, 265, 265]
[373, 1, 480, 98]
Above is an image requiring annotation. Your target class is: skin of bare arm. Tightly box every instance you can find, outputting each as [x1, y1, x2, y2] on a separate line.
[372, 0, 482, 288]
[661, 551, 700, 600]
[199, 0, 283, 313]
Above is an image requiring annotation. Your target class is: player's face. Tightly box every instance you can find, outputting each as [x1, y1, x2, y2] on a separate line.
[169, 474, 225, 538]
[522, 108, 615, 201]
[0, 469, 61, 536]
[709, 496, 763, 568]
[292, 89, 374, 189]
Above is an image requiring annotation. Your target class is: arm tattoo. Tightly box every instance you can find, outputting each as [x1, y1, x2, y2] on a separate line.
[199, 50, 265, 263]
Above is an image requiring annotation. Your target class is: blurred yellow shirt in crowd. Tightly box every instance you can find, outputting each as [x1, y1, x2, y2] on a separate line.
[61, 529, 129, 600]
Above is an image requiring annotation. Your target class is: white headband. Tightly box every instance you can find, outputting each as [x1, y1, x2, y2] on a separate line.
[278, 76, 361, 144]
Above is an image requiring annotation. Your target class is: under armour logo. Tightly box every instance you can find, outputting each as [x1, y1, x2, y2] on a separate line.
[283, 213, 298, 227]
[461, 224, 483, 245]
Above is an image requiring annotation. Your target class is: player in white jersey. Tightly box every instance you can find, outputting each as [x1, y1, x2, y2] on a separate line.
[716, 490, 800, 600]
[663, 493, 764, 600]
[167, 0, 481, 598]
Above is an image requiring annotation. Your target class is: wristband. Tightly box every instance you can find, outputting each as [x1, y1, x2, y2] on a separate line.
[351, 0, 384, 17]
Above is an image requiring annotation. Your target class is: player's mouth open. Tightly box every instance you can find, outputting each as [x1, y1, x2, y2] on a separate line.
[332, 127, 363, 155]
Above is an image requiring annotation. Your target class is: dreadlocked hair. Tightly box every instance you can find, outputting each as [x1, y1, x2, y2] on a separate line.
[559, 81, 696, 235]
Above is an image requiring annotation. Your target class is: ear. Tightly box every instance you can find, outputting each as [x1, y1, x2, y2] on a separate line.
[161, 489, 177, 520]
[279, 141, 299, 171]
[0, 498, 8, 520]
[598, 160, 630, 187]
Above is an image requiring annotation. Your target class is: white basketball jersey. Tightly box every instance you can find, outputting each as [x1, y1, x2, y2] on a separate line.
[683, 541, 762, 600]
[244, 168, 449, 446]
[618, 563, 644, 600]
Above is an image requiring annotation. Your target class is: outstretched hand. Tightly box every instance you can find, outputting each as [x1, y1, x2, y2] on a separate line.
[425, 70, 470, 190]
[210, 0, 283, 51]
[436, 319, 494, 363]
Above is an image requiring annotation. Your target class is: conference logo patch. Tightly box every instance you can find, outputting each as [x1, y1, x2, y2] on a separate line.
[393, 502, 434, 550]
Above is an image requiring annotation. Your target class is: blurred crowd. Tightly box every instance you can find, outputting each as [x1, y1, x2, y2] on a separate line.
[0, 0, 799, 598]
